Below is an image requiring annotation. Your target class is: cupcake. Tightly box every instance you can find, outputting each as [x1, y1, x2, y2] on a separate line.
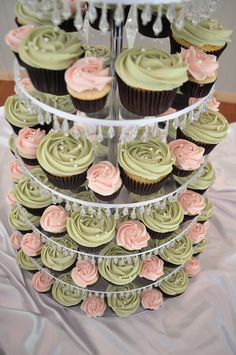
[48, 94, 76, 114]
[141, 289, 164, 310]
[170, 18, 232, 58]
[8, 204, 40, 234]
[83, 45, 110, 66]
[16, 249, 41, 271]
[118, 139, 175, 195]
[19, 25, 84, 95]
[139, 256, 164, 281]
[98, 243, 141, 285]
[186, 221, 209, 245]
[115, 48, 188, 116]
[21, 232, 44, 257]
[52, 273, 86, 307]
[192, 237, 208, 256]
[158, 235, 193, 267]
[71, 260, 99, 287]
[15, 1, 57, 26]
[8, 159, 31, 183]
[171, 92, 189, 111]
[178, 190, 205, 221]
[87, 161, 122, 201]
[184, 257, 201, 277]
[9, 230, 24, 249]
[41, 236, 78, 271]
[65, 57, 113, 113]
[177, 110, 228, 155]
[37, 131, 94, 190]
[159, 269, 189, 297]
[137, 201, 184, 239]
[6, 191, 17, 207]
[40, 205, 68, 237]
[180, 47, 218, 98]
[198, 197, 213, 223]
[107, 283, 140, 317]
[81, 296, 106, 318]
[20, 77, 35, 92]
[32, 270, 54, 293]
[116, 220, 150, 251]
[169, 139, 205, 177]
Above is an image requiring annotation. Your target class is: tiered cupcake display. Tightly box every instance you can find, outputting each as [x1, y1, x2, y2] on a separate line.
[4, 0, 231, 317]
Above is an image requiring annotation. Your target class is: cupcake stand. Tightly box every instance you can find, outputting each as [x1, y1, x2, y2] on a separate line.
[1, 0, 235, 343]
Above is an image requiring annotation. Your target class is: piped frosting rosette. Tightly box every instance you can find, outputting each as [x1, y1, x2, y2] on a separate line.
[81, 296, 106, 318]
[16, 127, 45, 162]
[5, 25, 33, 52]
[16, 249, 41, 271]
[71, 260, 99, 287]
[158, 235, 193, 266]
[52, 273, 86, 307]
[8, 205, 40, 231]
[40, 206, 68, 235]
[98, 243, 141, 285]
[15, 2, 57, 26]
[21, 232, 44, 257]
[193, 237, 208, 255]
[83, 45, 110, 66]
[184, 257, 201, 277]
[10, 230, 23, 249]
[32, 270, 54, 292]
[159, 269, 189, 296]
[9, 160, 25, 182]
[198, 197, 213, 222]
[178, 190, 205, 217]
[107, 283, 140, 317]
[116, 220, 150, 251]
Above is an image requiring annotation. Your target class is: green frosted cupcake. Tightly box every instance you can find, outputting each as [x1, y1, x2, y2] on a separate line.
[48, 94, 76, 114]
[198, 198, 213, 223]
[107, 283, 140, 317]
[9, 204, 40, 233]
[16, 249, 41, 271]
[159, 269, 189, 298]
[192, 236, 209, 255]
[37, 131, 94, 190]
[52, 273, 86, 307]
[158, 235, 193, 267]
[15, 1, 57, 26]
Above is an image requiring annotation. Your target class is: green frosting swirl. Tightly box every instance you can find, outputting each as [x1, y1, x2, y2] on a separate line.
[193, 236, 208, 254]
[52, 273, 86, 306]
[159, 235, 193, 265]
[168, 120, 177, 140]
[16, 249, 41, 270]
[19, 25, 84, 70]
[15, 1, 58, 26]
[159, 269, 188, 296]
[83, 45, 110, 66]
[171, 18, 232, 48]
[118, 139, 175, 180]
[48, 94, 76, 113]
[198, 198, 213, 222]
[14, 167, 52, 209]
[115, 48, 188, 91]
[41, 236, 78, 271]
[183, 110, 228, 144]
[98, 243, 141, 285]
[137, 201, 184, 233]
[5, 94, 39, 128]
[37, 131, 94, 177]
[107, 283, 140, 317]
[67, 207, 116, 247]
[9, 205, 40, 231]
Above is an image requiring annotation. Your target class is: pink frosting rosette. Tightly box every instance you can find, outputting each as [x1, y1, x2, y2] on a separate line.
[81, 296, 106, 317]
[116, 221, 150, 251]
[181, 46, 219, 81]
[189, 96, 220, 112]
[169, 139, 205, 171]
[139, 256, 164, 281]
[184, 257, 201, 277]
[40, 206, 68, 234]
[10, 230, 23, 249]
[178, 191, 206, 215]
[32, 270, 54, 292]
[186, 221, 209, 244]
[87, 161, 122, 196]
[141, 289, 164, 310]
[6, 191, 16, 206]
[65, 57, 113, 93]
[16, 127, 45, 159]
[71, 260, 99, 287]
[21, 233, 44, 256]
[20, 78, 34, 92]
[5, 25, 33, 52]
[8, 160, 24, 182]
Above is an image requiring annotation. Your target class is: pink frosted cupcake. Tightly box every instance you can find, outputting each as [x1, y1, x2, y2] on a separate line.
[6, 191, 16, 206]
[71, 260, 99, 287]
[9, 230, 24, 249]
[32, 270, 54, 293]
[16, 127, 45, 165]
[186, 221, 209, 245]
[141, 289, 164, 310]
[180, 46, 218, 98]
[40, 205, 68, 237]
[81, 296, 106, 318]
[139, 256, 164, 281]
[8, 160, 24, 183]
[21, 232, 44, 257]
[20, 77, 34, 92]
[116, 220, 150, 251]
[169, 139, 205, 177]
[184, 257, 201, 277]
[87, 161, 122, 201]
[178, 190, 206, 221]
[65, 57, 113, 113]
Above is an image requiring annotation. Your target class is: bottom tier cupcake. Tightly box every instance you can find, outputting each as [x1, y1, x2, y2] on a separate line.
[159, 269, 189, 298]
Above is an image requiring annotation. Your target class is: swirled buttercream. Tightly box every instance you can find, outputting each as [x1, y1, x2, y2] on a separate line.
[40, 205, 68, 233]
[71, 260, 99, 287]
[32, 270, 54, 292]
[184, 257, 201, 277]
[159, 235, 193, 265]
[139, 256, 164, 281]
[178, 190, 205, 215]
[81, 296, 106, 317]
[141, 289, 164, 310]
[159, 269, 189, 296]
[107, 283, 140, 316]
[52, 273, 86, 306]
[21, 233, 43, 256]
[169, 139, 204, 170]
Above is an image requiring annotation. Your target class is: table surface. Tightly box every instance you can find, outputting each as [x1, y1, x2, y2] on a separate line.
[0, 112, 236, 355]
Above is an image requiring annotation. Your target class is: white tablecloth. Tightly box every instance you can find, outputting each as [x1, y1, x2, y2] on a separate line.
[1, 111, 236, 355]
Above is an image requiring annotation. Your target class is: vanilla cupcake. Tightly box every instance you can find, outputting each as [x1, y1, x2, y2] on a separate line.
[139, 255, 164, 281]
[16, 127, 45, 165]
[5, 25, 33, 66]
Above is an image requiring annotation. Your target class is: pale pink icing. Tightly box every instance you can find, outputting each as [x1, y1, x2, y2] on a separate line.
[5, 25, 33, 52]
[32, 270, 54, 292]
[116, 221, 150, 251]
[81, 296, 106, 317]
[169, 139, 205, 170]
[186, 221, 209, 244]
[139, 256, 164, 281]
[71, 260, 99, 287]
[16, 127, 45, 159]
[65, 57, 113, 93]
[161, 107, 177, 116]
[21, 233, 43, 256]
[20, 78, 34, 92]
[6, 191, 16, 206]
[40, 206, 68, 233]
[141, 289, 164, 310]
[189, 96, 220, 112]
[181, 46, 218, 81]
[178, 190, 206, 215]
[9, 230, 23, 249]
[184, 257, 201, 277]
[87, 161, 122, 196]
[8, 160, 24, 182]
[63, 0, 87, 14]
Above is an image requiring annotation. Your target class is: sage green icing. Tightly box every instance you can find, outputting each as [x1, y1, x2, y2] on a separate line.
[48, 94, 76, 113]
[159, 235, 193, 265]
[107, 283, 140, 316]
[8, 205, 40, 231]
[52, 273, 86, 306]
[198, 198, 213, 222]
[159, 269, 188, 295]
[168, 120, 177, 140]
[193, 236, 208, 254]
[130, 188, 165, 202]
[83, 45, 110, 66]
[98, 243, 141, 285]
[15, 1, 57, 26]
[5, 94, 39, 128]
[37, 131, 94, 177]
[115, 48, 188, 91]
[94, 143, 108, 158]
[67, 207, 116, 247]
[71, 190, 98, 203]
[16, 249, 41, 270]
[8, 134, 14, 152]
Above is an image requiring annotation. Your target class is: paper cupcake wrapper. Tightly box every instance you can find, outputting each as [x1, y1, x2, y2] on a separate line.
[137, 10, 170, 38]
[79, 244, 106, 254]
[176, 128, 217, 155]
[20, 156, 39, 166]
[15, 17, 23, 27]
[16, 229, 33, 234]
[40, 229, 67, 238]
[22, 204, 48, 217]
[89, 5, 131, 31]
[117, 75, 177, 116]
[198, 218, 212, 224]
[70, 94, 108, 113]
[146, 227, 173, 240]
[183, 214, 197, 222]
[161, 259, 182, 269]
[41, 166, 89, 190]
[158, 288, 185, 298]
[93, 186, 122, 201]
[172, 93, 189, 110]
[180, 80, 215, 98]
[13, 51, 26, 68]
[172, 165, 195, 177]
[174, 180, 208, 195]
[6, 119, 52, 135]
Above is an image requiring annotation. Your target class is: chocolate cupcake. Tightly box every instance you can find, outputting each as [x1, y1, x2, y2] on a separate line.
[197, 197, 214, 223]
[178, 190, 206, 222]
[8, 204, 40, 234]
[40, 205, 68, 238]
[107, 283, 140, 317]
[158, 234, 193, 267]
[52, 273, 86, 306]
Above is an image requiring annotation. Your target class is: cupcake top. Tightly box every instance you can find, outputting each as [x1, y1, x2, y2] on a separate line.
[198, 197, 213, 222]
[116, 220, 150, 251]
[115, 48, 188, 91]
[159, 269, 189, 295]
[118, 139, 175, 181]
[37, 131, 94, 177]
[19, 25, 84, 70]
[107, 283, 140, 317]
[71, 260, 99, 287]
[67, 207, 116, 247]
[81, 296, 106, 318]
[6, 191, 16, 206]
[193, 236, 208, 254]
[98, 243, 141, 285]
[16, 127, 45, 159]
[8, 205, 40, 231]
[21, 232, 44, 257]
[141, 289, 164, 310]
[40, 205, 68, 234]
[15, 2, 57, 26]
[83, 45, 110, 66]
[87, 161, 122, 196]
[159, 234, 193, 265]
[5, 25, 33, 52]
[171, 18, 232, 48]
[169, 139, 205, 171]
[9, 230, 24, 249]
[184, 257, 201, 277]
[52, 273, 86, 307]
[186, 221, 209, 244]
[178, 190, 205, 215]
[41, 236, 78, 271]
[32, 270, 54, 293]
[16, 249, 40, 270]
[139, 255, 164, 281]
[138, 201, 184, 233]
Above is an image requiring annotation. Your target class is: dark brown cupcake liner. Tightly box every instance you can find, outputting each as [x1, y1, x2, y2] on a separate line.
[70, 94, 108, 113]
[138, 10, 170, 38]
[146, 227, 173, 240]
[183, 214, 197, 222]
[13, 51, 26, 68]
[197, 218, 211, 224]
[172, 165, 195, 177]
[93, 186, 122, 201]
[161, 259, 182, 269]
[117, 75, 177, 116]
[41, 166, 89, 190]
[176, 128, 217, 155]
[158, 288, 185, 298]
[174, 180, 208, 196]
[180, 80, 215, 98]
[40, 228, 67, 238]
[172, 93, 189, 110]
[22, 204, 48, 217]
[16, 229, 33, 234]
[15, 17, 23, 27]
[6, 119, 52, 135]
[88, 5, 130, 31]
[59, 18, 77, 32]
[20, 155, 39, 166]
